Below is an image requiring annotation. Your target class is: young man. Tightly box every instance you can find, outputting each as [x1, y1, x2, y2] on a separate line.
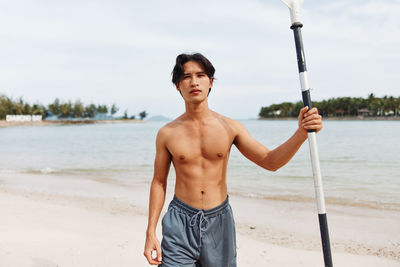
[144, 53, 322, 266]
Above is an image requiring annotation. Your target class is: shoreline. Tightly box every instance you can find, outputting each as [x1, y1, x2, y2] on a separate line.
[0, 119, 143, 128]
[0, 172, 399, 266]
[258, 116, 400, 121]
[228, 191, 400, 212]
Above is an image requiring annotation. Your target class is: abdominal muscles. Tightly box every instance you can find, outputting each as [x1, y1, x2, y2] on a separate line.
[173, 154, 229, 209]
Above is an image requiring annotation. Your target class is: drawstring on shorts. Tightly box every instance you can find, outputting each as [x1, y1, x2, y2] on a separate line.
[190, 210, 210, 243]
[170, 195, 229, 246]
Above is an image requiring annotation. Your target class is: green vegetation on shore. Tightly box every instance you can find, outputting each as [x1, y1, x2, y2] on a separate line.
[0, 95, 147, 120]
[259, 94, 400, 118]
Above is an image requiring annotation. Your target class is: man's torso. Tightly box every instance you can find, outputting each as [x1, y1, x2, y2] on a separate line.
[162, 112, 238, 209]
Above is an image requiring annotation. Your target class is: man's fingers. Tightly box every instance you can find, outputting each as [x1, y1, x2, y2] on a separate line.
[302, 113, 321, 123]
[302, 117, 322, 127]
[298, 106, 309, 119]
[303, 123, 322, 128]
[302, 120, 323, 131]
[301, 106, 323, 133]
[156, 244, 162, 262]
[143, 250, 153, 264]
[309, 107, 318, 113]
[304, 107, 318, 117]
[299, 107, 319, 121]
[303, 120, 322, 127]
[144, 249, 161, 265]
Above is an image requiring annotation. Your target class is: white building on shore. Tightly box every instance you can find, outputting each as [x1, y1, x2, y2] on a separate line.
[6, 115, 42, 122]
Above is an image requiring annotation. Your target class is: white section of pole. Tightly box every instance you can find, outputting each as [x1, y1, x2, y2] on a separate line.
[281, 0, 304, 24]
[299, 71, 310, 92]
[307, 132, 326, 214]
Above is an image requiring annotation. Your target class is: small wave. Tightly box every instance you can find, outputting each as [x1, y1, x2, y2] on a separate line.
[18, 167, 133, 175]
[228, 191, 400, 211]
[17, 168, 60, 175]
[40, 167, 57, 174]
[0, 168, 60, 175]
[0, 169, 19, 174]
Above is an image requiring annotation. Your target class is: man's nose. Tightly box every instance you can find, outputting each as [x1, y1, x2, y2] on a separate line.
[191, 76, 199, 86]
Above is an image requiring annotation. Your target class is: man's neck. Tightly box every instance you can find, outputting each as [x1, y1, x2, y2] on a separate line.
[184, 100, 212, 121]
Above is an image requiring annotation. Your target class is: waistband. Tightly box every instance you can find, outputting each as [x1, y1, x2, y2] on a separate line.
[170, 195, 229, 217]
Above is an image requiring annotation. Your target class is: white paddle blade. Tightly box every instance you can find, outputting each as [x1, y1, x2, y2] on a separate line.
[281, 0, 303, 8]
[280, 0, 304, 24]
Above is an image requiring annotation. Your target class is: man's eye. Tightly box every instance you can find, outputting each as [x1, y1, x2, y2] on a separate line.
[183, 76, 190, 79]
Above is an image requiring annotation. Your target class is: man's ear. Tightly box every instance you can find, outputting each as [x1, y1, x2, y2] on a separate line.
[209, 77, 214, 88]
[207, 77, 214, 96]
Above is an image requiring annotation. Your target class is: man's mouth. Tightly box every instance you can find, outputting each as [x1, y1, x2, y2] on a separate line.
[190, 89, 201, 94]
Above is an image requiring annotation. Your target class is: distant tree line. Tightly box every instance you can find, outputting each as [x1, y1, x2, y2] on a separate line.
[0, 94, 148, 120]
[259, 94, 400, 118]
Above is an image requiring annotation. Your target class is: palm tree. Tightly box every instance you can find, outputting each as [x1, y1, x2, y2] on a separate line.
[110, 104, 119, 116]
[73, 100, 84, 118]
[139, 110, 148, 120]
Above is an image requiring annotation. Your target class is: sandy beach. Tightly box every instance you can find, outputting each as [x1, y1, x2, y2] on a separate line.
[0, 172, 399, 267]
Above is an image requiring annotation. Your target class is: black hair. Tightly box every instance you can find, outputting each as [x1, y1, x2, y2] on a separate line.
[171, 53, 215, 95]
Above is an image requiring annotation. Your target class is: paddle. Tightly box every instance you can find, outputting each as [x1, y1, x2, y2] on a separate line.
[280, 1, 333, 266]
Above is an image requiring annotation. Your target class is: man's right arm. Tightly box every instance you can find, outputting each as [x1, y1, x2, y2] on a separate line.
[144, 127, 172, 265]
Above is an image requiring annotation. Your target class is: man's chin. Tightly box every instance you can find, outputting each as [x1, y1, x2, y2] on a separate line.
[185, 97, 207, 104]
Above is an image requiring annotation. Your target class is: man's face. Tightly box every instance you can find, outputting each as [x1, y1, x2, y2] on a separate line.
[176, 60, 213, 102]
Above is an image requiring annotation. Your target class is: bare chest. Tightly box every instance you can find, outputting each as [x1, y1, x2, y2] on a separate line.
[167, 123, 234, 162]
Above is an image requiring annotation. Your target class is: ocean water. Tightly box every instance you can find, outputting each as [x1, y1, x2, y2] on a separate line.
[0, 120, 399, 211]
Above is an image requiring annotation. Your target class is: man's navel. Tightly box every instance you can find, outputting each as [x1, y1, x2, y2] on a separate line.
[201, 190, 205, 208]
[179, 155, 185, 160]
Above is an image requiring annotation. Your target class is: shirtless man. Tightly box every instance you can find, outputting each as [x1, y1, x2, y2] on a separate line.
[144, 53, 322, 266]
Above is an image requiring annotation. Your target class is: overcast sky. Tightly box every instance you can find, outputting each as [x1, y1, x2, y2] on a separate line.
[1, 0, 399, 119]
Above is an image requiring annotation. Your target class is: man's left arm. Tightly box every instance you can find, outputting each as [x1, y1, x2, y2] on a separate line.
[234, 106, 322, 171]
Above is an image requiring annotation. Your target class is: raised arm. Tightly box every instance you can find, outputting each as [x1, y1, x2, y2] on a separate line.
[234, 107, 322, 171]
[144, 127, 172, 265]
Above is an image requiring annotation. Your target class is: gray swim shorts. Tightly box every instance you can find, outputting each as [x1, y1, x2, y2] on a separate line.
[159, 195, 237, 267]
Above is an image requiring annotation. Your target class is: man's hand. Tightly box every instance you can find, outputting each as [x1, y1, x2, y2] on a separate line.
[144, 233, 162, 265]
[298, 106, 323, 135]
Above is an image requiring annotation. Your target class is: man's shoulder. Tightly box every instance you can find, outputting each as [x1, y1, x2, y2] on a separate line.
[157, 123, 172, 138]
[156, 115, 185, 137]
[212, 111, 243, 130]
